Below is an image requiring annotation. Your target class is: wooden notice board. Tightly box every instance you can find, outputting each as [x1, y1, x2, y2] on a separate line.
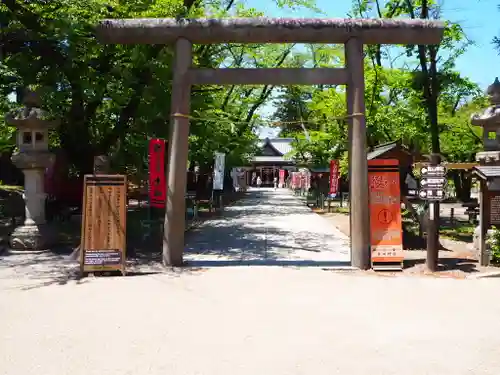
[368, 159, 404, 268]
[80, 175, 127, 276]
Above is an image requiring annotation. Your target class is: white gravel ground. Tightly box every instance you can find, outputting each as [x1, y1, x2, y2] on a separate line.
[1, 267, 500, 375]
[2, 188, 500, 374]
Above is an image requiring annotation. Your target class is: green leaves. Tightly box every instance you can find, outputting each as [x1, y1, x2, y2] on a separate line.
[269, 0, 482, 171]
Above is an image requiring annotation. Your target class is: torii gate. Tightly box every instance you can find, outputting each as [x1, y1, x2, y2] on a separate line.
[96, 18, 444, 269]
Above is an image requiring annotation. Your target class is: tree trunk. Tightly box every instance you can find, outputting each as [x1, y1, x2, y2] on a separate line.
[451, 170, 472, 202]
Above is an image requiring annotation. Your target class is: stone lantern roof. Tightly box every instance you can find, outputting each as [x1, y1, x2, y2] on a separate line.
[471, 78, 500, 128]
[487, 77, 500, 105]
[4, 89, 59, 130]
[472, 77, 500, 161]
[4, 89, 59, 170]
[470, 77, 500, 128]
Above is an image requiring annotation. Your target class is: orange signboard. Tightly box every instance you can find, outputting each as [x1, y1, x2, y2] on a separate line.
[368, 159, 403, 264]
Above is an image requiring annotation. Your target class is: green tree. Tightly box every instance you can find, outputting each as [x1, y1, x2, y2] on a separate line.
[1, 0, 319, 178]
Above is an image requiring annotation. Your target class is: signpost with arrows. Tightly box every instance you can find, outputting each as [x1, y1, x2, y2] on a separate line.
[418, 157, 447, 271]
[419, 165, 447, 201]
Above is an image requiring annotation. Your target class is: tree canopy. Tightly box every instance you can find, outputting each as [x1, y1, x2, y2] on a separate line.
[0, 0, 491, 198]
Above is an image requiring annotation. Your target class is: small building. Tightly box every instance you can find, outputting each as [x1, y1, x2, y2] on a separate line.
[367, 141, 422, 194]
[243, 138, 297, 186]
[240, 138, 421, 189]
[367, 141, 416, 166]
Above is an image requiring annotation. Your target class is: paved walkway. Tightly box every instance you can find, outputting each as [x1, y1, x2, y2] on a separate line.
[184, 187, 350, 267]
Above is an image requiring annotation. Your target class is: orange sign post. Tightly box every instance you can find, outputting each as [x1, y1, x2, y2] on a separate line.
[368, 159, 404, 270]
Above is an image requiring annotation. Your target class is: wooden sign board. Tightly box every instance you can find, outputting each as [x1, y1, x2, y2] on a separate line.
[80, 175, 127, 276]
[368, 159, 404, 271]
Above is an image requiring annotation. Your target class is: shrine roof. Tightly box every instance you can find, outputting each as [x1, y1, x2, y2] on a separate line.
[473, 166, 500, 180]
[257, 138, 293, 155]
[367, 141, 411, 160]
[253, 156, 291, 163]
[96, 18, 444, 45]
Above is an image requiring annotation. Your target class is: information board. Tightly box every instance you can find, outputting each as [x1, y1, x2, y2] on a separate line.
[368, 159, 404, 267]
[80, 175, 127, 276]
[490, 194, 500, 225]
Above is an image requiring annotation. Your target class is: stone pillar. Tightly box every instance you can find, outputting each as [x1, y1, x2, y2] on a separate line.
[163, 38, 192, 267]
[346, 38, 371, 270]
[23, 168, 46, 225]
[5, 89, 59, 250]
[94, 155, 111, 174]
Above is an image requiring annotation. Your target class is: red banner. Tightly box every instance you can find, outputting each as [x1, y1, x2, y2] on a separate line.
[149, 139, 166, 208]
[304, 171, 311, 190]
[368, 159, 403, 264]
[329, 160, 340, 196]
[279, 169, 285, 187]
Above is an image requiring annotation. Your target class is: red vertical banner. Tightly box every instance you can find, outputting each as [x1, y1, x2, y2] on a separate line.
[368, 159, 403, 265]
[329, 160, 340, 196]
[304, 171, 311, 190]
[291, 172, 298, 189]
[148, 138, 166, 208]
[279, 169, 285, 187]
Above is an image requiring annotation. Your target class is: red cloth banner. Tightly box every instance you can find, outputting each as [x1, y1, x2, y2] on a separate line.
[368, 159, 403, 264]
[279, 169, 285, 187]
[304, 171, 311, 190]
[329, 160, 340, 196]
[291, 172, 298, 189]
[149, 139, 166, 208]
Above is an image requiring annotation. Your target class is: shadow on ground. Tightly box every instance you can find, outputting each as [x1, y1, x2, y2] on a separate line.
[404, 257, 480, 273]
[0, 189, 351, 289]
[0, 246, 205, 291]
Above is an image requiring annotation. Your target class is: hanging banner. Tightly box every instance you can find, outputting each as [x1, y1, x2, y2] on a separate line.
[148, 138, 166, 208]
[231, 168, 239, 191]
[368, 159, 403, 265]
[304, 170, 311, 190]
[213, 152, 225, 191]
[279, 169, 285, 188]
[291, 172, 298, 189]
[329, 160, 340, 197]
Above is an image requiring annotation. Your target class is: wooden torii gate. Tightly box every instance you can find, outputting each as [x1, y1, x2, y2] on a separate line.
[96, 18, 444, 269]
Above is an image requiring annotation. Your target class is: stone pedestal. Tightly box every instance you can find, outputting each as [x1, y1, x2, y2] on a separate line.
[9, 167, 55, 251]
[10, 224, 56, 251]
[94, 155, 111, 174]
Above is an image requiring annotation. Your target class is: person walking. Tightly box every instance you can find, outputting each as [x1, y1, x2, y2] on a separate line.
[256, 176, 262, 188]
[273, 176, 278, 190]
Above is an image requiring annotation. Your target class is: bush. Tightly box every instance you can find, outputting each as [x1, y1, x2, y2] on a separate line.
[486, 227, 500, 263]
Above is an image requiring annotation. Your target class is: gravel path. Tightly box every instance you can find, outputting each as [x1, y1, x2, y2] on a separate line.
[2, 188, 500, 375]
[184, 187, 350, 266]
[2, 266, 500, 375]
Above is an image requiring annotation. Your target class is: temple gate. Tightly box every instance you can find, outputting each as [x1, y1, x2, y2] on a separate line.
[96, 18, 444, 269]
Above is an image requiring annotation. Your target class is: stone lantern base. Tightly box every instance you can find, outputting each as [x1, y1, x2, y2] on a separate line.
[10, 224, 56, 251]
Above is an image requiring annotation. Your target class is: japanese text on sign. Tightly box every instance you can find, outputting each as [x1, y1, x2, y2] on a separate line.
[368, 159, 403, 265]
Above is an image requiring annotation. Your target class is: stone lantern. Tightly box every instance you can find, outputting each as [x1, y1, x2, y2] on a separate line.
[470, 78, 500, 265]
[471, 77, 500, 164]
[4, 89, 59, 250]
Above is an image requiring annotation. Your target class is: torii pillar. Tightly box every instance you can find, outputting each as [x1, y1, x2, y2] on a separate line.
[96, 18, 444, 269]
